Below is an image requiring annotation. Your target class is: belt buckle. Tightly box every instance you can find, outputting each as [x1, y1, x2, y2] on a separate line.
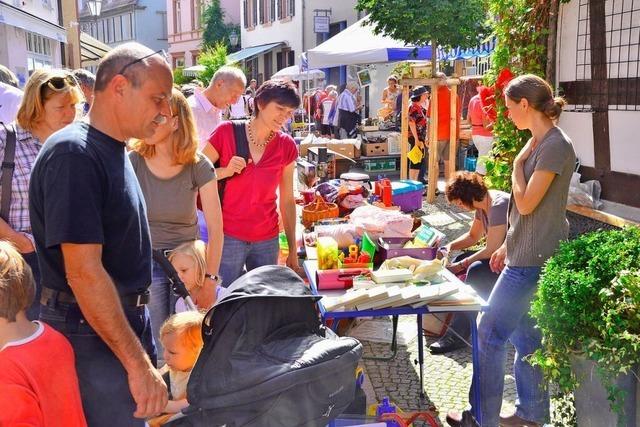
[135, 294, 144, 307]
[162, 249, 173, 258]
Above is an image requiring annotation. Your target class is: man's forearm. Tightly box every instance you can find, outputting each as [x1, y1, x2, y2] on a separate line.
[0, 218, 19, 240]
[69, 267, 150, 372]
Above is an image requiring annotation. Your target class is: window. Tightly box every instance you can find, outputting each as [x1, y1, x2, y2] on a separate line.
[122, 13, 132, 40]
[259, 0, 266, 24]
[270, 0, 276, 21]
[264, 51, 272, 79]
[115, 15, 122, 41]
[192, 0, 202, 30]
[176, 57, 185, 67]
[192, 51, 199, 64]
[244, 0, 257, 28]
[158, 11, 168, 39]
[277, 0, 294, 19]
[174, 0, 182, 33]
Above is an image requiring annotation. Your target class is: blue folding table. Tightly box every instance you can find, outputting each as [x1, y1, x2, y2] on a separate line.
[303, 260, 486, 425]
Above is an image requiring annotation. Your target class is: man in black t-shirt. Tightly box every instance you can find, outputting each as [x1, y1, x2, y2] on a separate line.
[29, 43, 173, 426]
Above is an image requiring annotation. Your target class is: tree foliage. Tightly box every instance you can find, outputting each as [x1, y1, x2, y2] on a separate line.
[483, 0, 571, 191]
[202, 0, 240, 49]
[197, 43, 234, 86]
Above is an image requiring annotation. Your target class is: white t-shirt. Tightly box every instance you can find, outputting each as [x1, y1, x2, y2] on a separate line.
[229, 95, 250, 119]
[321, 99, 334, 125]
[0, 83, 23, 124]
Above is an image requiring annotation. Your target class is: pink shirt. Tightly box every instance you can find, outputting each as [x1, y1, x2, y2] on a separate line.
[188, 89, 222, 149]
[210, 122, 298, 242]
[468, 94, 493, 137]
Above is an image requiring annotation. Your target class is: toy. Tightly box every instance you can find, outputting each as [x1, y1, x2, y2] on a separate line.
[317, 236, 339, 270]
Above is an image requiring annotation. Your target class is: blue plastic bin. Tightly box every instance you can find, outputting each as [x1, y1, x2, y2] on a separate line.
[391, 180, 424, 212]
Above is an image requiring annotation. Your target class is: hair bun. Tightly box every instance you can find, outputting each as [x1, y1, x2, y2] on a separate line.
[544, 96, 566, 120]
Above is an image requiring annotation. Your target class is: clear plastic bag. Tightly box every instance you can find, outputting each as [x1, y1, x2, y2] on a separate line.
[568, 172, 603, 209]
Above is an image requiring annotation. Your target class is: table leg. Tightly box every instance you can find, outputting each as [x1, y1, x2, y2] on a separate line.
[470, 315, 482, 425]
[362, 315, 399, 361]
[417, 313, 425, 399]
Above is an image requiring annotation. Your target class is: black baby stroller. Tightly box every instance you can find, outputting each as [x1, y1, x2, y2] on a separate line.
[152, 249, 197, 311]
[168, 265, 363, 426]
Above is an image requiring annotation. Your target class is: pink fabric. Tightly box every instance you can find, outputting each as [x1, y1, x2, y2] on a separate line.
[209, 122, 298, 242]
[468, 95, 493, 137]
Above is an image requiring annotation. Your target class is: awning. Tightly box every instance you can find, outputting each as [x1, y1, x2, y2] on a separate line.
[307, 16, 431, 68]
[0, 2, 67, 43]
[183, 64, 205, 77]
[438, 38, 496, 61]
[272, 65, 324, 81]
[80, 32, 111, 67]
[227, 42, 284, 63]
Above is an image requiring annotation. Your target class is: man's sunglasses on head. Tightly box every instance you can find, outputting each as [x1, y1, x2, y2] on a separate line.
[118, 50, 169, 76]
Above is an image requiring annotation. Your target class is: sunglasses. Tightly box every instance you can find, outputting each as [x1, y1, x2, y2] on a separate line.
[118, 49, 169, 76]
[44, 75, 79, 92]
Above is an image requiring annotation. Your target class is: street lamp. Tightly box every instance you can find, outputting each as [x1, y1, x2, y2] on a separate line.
[87, 0, 102, 17]
[229, 30, 239, 51]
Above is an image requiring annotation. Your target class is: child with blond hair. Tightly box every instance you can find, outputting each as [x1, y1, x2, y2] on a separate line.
[0, 241, 86, 426]
[148, 311, 205, 426]
[169, 240, 221, 312]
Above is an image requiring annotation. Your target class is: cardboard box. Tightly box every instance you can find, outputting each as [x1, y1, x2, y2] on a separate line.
[326, 142, 360, 159]
[299, 143, 326, 158]
[361, 141, 389, 157]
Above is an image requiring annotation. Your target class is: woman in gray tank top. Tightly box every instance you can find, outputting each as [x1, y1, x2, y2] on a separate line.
[446, 75, 576, 427]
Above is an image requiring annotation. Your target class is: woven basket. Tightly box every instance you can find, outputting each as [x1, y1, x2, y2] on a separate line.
[302, 195, 339, 229]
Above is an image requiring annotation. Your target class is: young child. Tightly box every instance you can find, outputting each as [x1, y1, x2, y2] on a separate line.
[148, 311, 205, 426]
[169, 240, 220, 312]
[0, 242, 87, 426]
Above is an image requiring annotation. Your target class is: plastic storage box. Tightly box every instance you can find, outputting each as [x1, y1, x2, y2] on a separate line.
[378, 237, 438, 261]
[391, 180, 424, 212]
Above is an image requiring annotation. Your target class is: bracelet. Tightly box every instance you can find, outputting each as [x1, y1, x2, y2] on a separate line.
[205, 273, 219, 282]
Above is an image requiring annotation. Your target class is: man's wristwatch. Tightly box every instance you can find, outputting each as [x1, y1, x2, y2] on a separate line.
[205, 273, 219, 282]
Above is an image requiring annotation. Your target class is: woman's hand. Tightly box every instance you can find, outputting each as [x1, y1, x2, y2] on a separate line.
[489, 244, 507, 273]
[447, 261, 466, 275]
[286, 252, 299, 271]
[227, 156, 247, 175]
[416, 140, 425, 149]
[514, 138, 534, 165]
[12, 232, 35, 254]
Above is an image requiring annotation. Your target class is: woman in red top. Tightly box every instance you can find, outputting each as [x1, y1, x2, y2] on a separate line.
[203, 80, 300, 286]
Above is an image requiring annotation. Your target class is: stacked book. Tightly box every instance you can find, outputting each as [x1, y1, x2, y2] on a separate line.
[322, 281, 482, 312]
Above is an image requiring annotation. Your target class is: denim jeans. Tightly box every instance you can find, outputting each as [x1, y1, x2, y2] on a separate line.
[40, 300, 156, 427]
[23, 251, 41, 320]
[218, 235, 279, 287]
[148, 259, 177, 361]
[469, 265, 549, 426]
[445, 252, 499, 340]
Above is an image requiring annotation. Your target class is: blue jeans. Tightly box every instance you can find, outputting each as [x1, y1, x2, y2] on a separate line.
[218, 235, 279, 287]
[148, 259, 177, 361]
[23, 251, 41, 320]
[470, 266, 549, 426]
[40, 300, 156, 427]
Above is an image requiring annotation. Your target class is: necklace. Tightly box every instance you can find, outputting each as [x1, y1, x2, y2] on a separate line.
[247, 120, 275, 148]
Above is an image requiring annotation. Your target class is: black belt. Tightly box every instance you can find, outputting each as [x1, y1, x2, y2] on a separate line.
[41, 287, 150, 308]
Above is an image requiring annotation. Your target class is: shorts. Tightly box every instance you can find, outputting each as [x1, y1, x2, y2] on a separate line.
[436, 139, 451, 161]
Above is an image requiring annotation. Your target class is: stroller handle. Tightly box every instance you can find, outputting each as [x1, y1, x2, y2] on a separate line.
[151, 249, 198, 312]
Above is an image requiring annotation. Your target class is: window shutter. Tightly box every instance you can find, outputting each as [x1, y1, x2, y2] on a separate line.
[243, 0, 248, 28]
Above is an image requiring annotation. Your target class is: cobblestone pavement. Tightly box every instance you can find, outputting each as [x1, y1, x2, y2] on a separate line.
[349, 190, 520, 425]
[346, 188, 576, 426]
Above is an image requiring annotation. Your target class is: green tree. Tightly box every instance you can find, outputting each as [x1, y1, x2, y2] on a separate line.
[355, 0, 489, 75]
[197, 42, 235, 86]
[202, 0, 240, 49]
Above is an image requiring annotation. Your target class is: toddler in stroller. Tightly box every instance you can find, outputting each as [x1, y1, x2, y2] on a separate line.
[148, 311, 205, 427]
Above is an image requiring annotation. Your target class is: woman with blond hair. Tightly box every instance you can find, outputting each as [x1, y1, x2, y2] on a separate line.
[129, 88, 222, 357]
[0, 69, 82, 319]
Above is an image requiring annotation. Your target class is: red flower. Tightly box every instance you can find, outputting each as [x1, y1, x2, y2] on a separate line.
[479, 85, 497, 121]
[495, 68, 515, 92]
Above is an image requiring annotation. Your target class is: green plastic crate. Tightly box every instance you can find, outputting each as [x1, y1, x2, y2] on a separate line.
[363, 159, 397, 172]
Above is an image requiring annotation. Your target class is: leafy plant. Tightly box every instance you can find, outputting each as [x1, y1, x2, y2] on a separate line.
[356, 0, 489, 76]
[483, 0, 571, 191]
[202, 0, 240, 49]
[173, 67, 194, 86]
[530, 227, 640, 419]
[197, 43, 237, 86]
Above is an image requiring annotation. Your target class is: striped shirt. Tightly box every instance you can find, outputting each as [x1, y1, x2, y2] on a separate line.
[336, 90, 357, 112]
[0, 123, 42, 236]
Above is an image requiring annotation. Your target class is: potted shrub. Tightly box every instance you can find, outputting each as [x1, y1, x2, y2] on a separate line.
[530, 227, 640, 426]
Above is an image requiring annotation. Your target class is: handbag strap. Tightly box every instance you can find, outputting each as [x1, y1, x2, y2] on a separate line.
[0, 123, 17, 222]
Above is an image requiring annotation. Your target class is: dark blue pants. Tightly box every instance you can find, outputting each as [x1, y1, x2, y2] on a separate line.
[40, 301, 156, 427]
[23, 251, 41, 321]
[445, 252, 499, 339]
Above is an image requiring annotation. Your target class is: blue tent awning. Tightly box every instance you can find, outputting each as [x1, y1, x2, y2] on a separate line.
[438, 38, 496, 62]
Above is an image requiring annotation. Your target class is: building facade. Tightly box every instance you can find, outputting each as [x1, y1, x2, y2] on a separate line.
[239, 0, 360, 85]
[0, 0, 68, 85]
[78, 0, 168, 52]
[166, 0, 240, 69]
[556, 0, 640, 209]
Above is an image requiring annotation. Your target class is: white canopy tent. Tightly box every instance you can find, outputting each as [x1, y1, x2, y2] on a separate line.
[306, 15, 432, 69]
[272, 65, 325, 81]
